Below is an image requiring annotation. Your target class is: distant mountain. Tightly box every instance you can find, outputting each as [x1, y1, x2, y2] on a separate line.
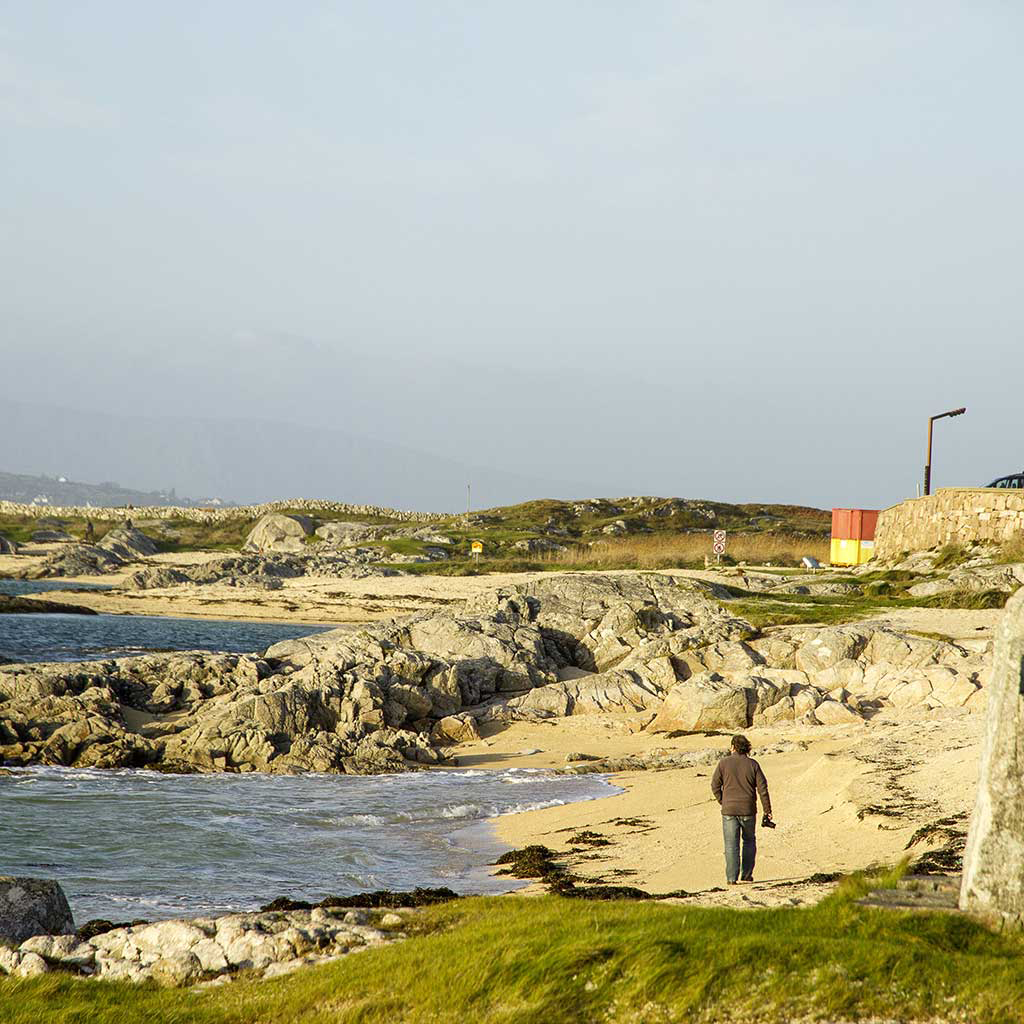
[0, 470, 217, 508]
[2, 400, 604, 512]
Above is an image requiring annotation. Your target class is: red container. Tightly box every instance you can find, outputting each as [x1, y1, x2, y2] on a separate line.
[831, 508, 879, 542]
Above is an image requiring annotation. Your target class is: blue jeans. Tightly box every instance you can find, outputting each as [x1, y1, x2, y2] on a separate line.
[722, 815, 756, 883]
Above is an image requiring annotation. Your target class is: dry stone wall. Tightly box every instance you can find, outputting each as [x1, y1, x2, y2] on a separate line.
[0, 499, 446, 525]
[875, 489, 1024, 560]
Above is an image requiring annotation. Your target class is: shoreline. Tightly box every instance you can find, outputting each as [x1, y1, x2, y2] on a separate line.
[471, 712, 981, 908]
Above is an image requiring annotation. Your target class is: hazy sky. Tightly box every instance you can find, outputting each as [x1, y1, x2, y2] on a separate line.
[2, 2, 1021, 510]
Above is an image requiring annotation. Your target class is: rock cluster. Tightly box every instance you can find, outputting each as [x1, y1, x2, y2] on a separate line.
[26, 525, 159, 579]
[0, 575, 750, 774]
[0, 906, 402, 985]
[0, 595, 97, 616]
[0, 575, 992, 775]
[645, 624, 986, 732]
[905, 562, 1024, 599]
[125, 549, 406, 591]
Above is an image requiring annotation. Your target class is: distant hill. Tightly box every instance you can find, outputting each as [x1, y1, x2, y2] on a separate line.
[0, 471, 220, 509]
[2, 399, 606, 511]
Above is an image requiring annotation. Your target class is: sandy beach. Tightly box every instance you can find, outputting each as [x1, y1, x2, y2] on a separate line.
[464, 710, 981, 908]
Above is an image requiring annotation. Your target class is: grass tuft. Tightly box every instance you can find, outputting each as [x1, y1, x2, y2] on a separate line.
[933, 543, 970, 569]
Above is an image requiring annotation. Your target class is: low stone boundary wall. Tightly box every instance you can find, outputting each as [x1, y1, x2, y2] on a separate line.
[0, 499, 447, 525]
[875, 488, 1024, 560]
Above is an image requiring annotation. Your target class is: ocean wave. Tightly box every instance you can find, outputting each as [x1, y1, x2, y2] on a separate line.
[5, 763, 618, 923]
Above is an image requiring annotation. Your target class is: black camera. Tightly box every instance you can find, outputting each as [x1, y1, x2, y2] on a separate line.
[761, 814, 776, 829]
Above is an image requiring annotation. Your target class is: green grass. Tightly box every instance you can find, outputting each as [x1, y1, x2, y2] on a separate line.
[933, 543, 970, 569]
[725, 597, 882, 629]
[375, 537, 432, 558]
[3, 876, 1024, 1023]
[718, 582, 1011, 629]
[146, 518, 254, 553]
[914, 588, 1010, 610]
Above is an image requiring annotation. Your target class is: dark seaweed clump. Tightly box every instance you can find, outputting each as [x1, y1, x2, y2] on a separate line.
[260, 887, 460, 913]
[76, 918, 149, 941]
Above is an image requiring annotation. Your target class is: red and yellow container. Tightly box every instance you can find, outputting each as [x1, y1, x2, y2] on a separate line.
[830, 508, 879, 566]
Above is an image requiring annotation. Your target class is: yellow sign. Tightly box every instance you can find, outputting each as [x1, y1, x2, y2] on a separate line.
[471, 540, 484, 554]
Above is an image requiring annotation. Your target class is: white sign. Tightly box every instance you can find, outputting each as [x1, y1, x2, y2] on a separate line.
[713, 530, 727, 555]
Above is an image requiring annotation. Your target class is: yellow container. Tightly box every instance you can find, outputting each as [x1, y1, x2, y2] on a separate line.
[830, 538, 875, 566]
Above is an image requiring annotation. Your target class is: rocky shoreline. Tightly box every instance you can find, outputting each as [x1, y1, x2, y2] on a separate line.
[0, 573, 991, 776]
[0, 881, 418, 986]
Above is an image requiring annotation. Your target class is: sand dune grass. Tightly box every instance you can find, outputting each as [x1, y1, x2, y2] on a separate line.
[545, 532, 829, 570]
[4, 871, 1024, 1024]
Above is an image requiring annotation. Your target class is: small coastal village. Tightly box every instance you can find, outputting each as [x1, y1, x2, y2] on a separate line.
[2, 486, 1024, 1019]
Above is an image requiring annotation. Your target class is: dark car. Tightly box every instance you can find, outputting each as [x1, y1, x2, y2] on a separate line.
[987, 473, 1024, 489]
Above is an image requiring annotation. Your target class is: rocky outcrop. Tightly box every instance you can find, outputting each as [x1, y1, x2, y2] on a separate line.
[906, 563, 1024, 599]
[0, 574, 752, 774]
[315, 521, 383, 545]
[0, 595, 97, 615]
[960, 589, 1024, 926]
[27, 543, 122, 578]
[97, 525, 159, 560]
[243, 514, 315, 554]
[0, 533, 18, 555]
[31, 529, 73, 543]
[512, 538, 567, 554]
[125, 550, 405, 590]
[0, 904, 405, 985]
[0, 576, 991, 775]
[27, 525, 160, 579]
[0, 877, 74, 944]
[647, 624, 986, 733]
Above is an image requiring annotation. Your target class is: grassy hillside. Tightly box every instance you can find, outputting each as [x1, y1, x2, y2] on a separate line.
[0, 496, 830, 572]
[3, 873, 1023, 1023]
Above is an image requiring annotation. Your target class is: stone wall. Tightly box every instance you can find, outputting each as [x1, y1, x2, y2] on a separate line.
[0, 499, 447, 525]
[875, 488, 1024, 560]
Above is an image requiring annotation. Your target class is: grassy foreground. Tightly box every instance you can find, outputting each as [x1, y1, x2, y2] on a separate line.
[3, 875, 1023, 1024]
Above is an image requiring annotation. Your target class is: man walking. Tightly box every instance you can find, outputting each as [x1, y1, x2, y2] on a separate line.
[711, 735, 772, 884]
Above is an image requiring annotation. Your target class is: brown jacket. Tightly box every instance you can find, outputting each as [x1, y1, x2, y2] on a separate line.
[711, 753, 772, 817]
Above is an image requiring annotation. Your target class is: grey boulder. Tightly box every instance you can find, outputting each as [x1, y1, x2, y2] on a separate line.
[0, 877, 74, 944]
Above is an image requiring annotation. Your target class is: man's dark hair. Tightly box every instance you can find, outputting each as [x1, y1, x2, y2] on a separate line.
[731, 735, 751, 755]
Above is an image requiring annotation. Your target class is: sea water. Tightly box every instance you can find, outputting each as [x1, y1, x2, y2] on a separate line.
[0, 610, 331, 663]
[0, 766, 617, 923]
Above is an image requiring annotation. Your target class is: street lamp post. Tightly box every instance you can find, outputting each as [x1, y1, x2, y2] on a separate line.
[924, 407, 966, 496]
